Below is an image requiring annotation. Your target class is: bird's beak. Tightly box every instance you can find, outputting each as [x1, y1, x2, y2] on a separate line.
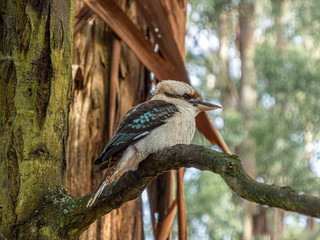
[189, 100, 221, 111]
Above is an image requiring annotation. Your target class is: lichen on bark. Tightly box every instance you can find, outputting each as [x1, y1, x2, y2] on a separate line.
[0, 0, 74, 238]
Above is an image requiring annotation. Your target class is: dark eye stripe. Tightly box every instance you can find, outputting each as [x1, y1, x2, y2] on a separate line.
[164, 92, 176, 98]
[183, 94, 191, 100]
[165, 92, 194, 100]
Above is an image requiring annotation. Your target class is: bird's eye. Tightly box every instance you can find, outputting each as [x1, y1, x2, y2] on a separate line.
[183, 94, 191, 100]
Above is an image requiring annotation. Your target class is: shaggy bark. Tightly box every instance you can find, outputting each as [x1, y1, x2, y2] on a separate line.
[69, 1, 146, 239]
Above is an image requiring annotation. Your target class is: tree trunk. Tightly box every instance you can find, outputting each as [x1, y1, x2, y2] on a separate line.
[270, 2, 288, 238]
[274, 0, 288, 55]
[218, 12, 238, 109]
[68, 1, 147, 239]
[237, 1, 259, 239]
[0, 0, 74, 238]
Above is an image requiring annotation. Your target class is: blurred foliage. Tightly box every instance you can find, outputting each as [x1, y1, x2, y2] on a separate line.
[185, 170, 243, 239]
[184, 0, 320, 239]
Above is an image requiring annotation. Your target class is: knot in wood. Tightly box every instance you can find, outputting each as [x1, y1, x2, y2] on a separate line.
[226, 162, 236, 173]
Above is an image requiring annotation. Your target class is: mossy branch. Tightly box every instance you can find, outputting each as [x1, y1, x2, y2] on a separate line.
[60, 144, 320, 238]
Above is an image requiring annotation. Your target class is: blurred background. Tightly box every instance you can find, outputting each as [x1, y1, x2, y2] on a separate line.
[142, 0, 320, 239]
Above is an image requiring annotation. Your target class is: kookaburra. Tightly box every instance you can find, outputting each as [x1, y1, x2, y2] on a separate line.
[87, 80, 221, 207]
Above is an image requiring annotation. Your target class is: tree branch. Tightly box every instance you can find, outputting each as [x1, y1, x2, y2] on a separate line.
[63, 144, 320, 238]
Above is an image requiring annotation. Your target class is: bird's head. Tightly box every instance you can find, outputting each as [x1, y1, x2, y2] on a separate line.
[151, 80, 221, 113]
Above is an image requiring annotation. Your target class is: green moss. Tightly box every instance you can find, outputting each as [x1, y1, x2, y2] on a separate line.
[1, 0, 74, 238]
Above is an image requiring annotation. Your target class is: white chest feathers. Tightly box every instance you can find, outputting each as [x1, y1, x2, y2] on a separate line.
[136, 105, 196, 154]
[116, 105, 197, 173]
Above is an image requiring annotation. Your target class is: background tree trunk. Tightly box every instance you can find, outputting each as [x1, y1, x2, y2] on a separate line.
[237, 1, 262, 239]
[68, 1, 148, 239]
[0, 0, 74, 238]
[218, 12, 238, 109]
[270, 2, 287, 238]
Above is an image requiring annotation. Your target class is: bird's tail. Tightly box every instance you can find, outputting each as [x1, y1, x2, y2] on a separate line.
[86, 180, 108, 207]
[86, 167, 116, 208]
